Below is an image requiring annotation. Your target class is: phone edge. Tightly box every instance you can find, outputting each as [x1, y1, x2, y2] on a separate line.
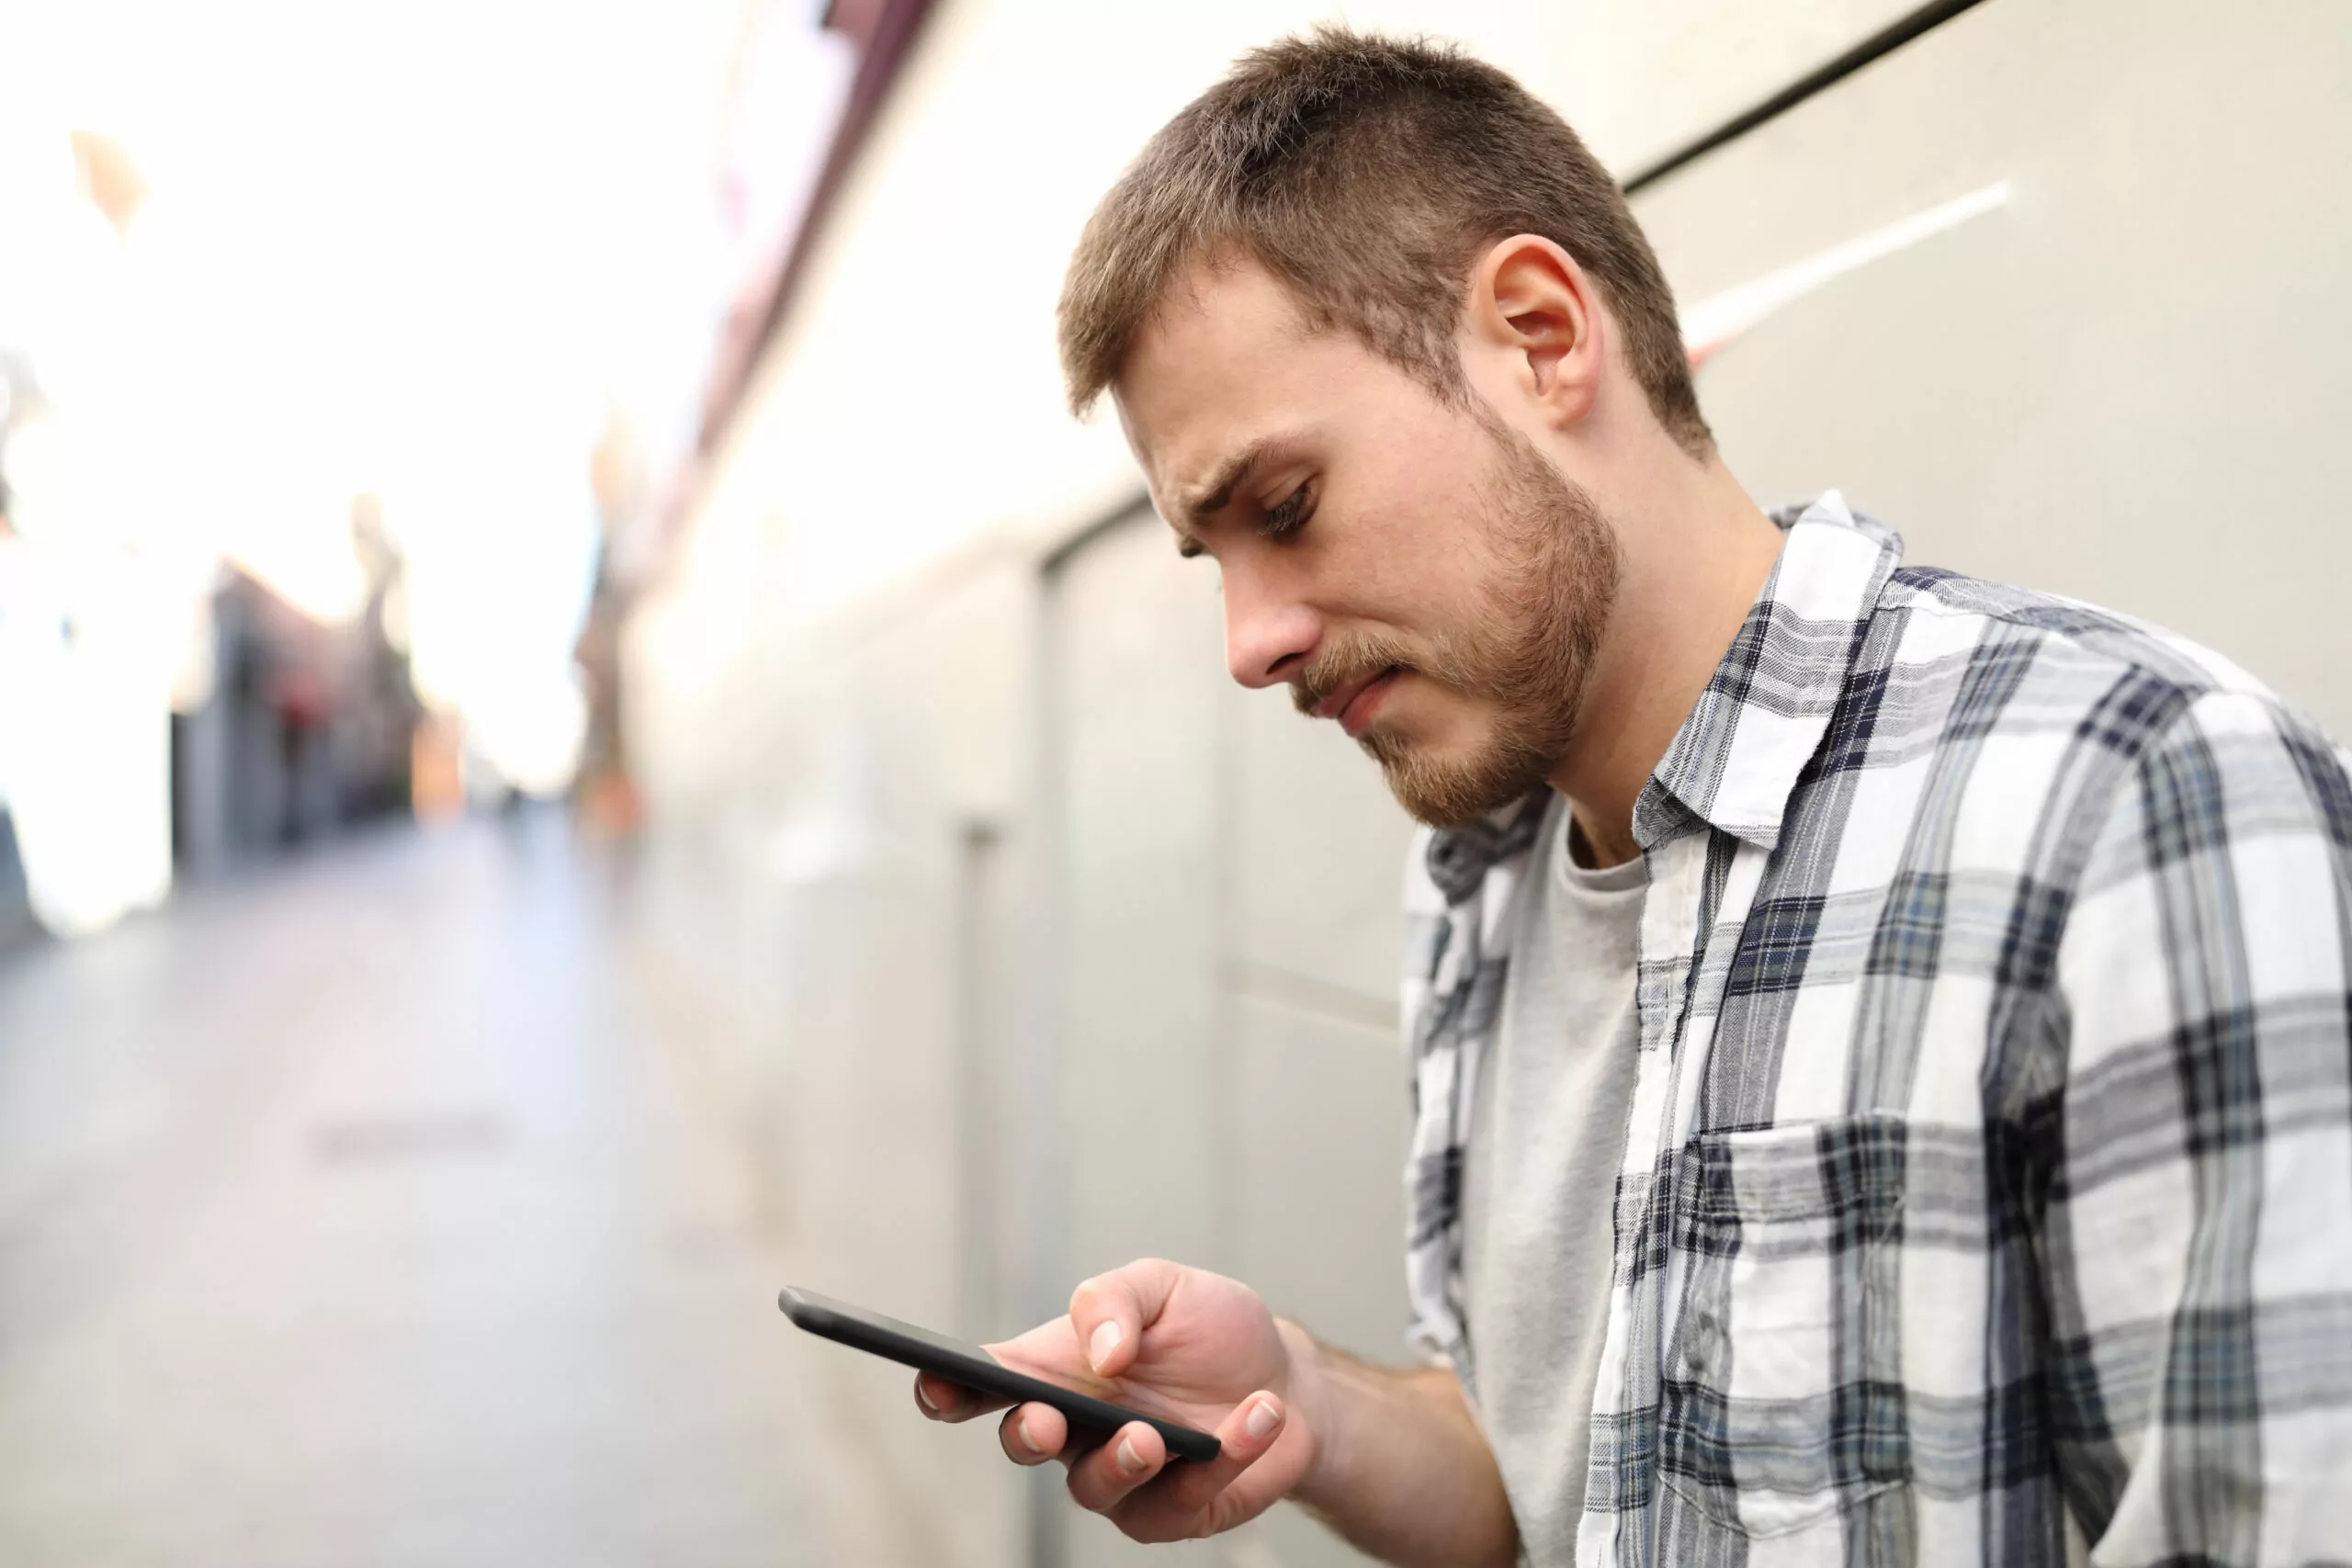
[776, 1285, 1221, 1462]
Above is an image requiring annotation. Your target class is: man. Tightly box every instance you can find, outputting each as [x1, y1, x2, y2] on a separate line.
[913, 28, 2352, 1566]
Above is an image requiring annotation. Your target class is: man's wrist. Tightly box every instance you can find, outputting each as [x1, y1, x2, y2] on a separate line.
[1275, 1316, 1344, 1506]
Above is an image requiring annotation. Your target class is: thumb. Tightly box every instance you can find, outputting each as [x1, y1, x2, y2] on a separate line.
[1161, 1389, 1288, 1524]
[1068, 1258, 1184, 1378]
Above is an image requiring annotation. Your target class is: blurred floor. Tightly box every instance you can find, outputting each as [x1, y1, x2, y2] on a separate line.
[0, 811, 897, 1567]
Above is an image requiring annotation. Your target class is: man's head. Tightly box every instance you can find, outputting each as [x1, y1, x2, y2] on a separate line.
[1058, 28, 1707, 827]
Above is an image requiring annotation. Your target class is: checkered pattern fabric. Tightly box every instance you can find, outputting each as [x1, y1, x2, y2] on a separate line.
[1399, 493, 2352, 1564]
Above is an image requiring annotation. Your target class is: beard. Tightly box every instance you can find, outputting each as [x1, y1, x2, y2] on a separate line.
[1292, 417, 1622, 828]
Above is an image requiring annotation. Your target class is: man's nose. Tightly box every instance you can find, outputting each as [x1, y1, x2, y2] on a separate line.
[1223, 577, 1320, 690]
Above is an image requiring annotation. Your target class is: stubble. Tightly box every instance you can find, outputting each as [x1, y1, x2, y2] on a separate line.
[1296, 417, 1621, 827]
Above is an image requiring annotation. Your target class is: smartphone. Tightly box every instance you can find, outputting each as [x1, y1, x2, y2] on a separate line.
[777, 1284, 1222, 1463]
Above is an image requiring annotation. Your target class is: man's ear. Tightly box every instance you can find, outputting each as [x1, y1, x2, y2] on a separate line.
[1463, 234, 1603, 429]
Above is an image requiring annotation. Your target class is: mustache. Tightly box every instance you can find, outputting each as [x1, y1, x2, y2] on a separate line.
[1290, 629, 1421, 716]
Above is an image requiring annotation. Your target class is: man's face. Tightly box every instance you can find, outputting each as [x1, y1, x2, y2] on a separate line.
[1114, 258, 1621, 827]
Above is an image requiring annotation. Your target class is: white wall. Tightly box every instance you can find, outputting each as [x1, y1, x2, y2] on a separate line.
[648, 0, 1925, 660]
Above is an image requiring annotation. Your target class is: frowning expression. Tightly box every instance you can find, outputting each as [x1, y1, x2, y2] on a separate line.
[1113, 256, 1619, 826]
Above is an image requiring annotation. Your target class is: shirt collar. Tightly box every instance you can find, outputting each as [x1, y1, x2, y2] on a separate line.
[1422, 492, 1900, 899]
[1632, 490, 1903, 852]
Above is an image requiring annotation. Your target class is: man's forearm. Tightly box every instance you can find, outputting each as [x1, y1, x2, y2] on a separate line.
[1282, 1322, 1517, 1568]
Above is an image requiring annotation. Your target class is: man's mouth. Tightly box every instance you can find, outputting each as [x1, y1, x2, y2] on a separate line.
[1314, 667, 1401, 738]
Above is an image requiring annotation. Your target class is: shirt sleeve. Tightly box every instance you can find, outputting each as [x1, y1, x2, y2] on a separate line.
[2044, 687, 2352, 1562]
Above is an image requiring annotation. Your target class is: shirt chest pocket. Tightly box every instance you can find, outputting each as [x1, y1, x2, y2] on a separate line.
[1659, 1113, 1911, 1540]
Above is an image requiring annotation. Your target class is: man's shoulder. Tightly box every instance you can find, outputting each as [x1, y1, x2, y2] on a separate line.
[1845, 559, 2352, 898]
[1869, 560, 2305, 758]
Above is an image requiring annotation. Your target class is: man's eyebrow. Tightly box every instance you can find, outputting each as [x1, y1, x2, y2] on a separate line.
[1175, 434, 1288, 532]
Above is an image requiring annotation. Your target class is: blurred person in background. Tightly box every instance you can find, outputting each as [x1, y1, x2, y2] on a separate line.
[0, 471, 31, 951]
[912, 28, 2352, 1567]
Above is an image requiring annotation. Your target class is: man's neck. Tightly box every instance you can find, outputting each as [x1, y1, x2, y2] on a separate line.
[1549, 455, 1786, 869]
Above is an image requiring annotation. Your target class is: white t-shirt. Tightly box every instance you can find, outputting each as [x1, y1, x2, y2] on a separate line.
[1461, 794, 1647, 1567]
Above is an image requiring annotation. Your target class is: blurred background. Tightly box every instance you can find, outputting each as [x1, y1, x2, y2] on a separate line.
[1, 1, 2346, 1564]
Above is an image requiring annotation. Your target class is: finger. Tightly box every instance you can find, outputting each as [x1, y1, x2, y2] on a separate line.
[998, 1402, 1067, 1467]
[914, 1372, 1007, 1423]
[1065, 1419, 1168, 1513]
[1153, 1391, 1286, 1517]
[987, 1326, 1110, 1397]
[1068, 1258, 1184, 1378]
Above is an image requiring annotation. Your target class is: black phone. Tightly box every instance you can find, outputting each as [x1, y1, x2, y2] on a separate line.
[777, 1284, 1223, 1463]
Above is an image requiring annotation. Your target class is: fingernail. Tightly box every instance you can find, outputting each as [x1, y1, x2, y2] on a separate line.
[915, 1382, 940, 1416]
[1089, 1321, 1123, 1372]
[1116, 1437, 1146, 1473]
[1015, 1415, 1042, 1455]
[1246, 1398, 1280, 1439]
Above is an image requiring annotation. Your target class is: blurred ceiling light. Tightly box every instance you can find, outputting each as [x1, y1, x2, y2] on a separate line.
[67, 128, 146, 234]
[3, 0, 769, 800]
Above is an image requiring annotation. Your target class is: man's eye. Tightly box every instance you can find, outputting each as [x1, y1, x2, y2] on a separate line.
[1261, 482, 1313, 540]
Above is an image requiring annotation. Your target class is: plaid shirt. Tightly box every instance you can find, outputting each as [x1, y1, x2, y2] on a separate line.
[1399, 493, 2352, 1565]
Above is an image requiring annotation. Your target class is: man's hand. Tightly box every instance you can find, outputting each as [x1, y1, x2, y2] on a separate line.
[913, 1258, 1315, 1543]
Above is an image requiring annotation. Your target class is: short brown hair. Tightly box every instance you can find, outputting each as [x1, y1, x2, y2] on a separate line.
[1057, 28, 1712, 457]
